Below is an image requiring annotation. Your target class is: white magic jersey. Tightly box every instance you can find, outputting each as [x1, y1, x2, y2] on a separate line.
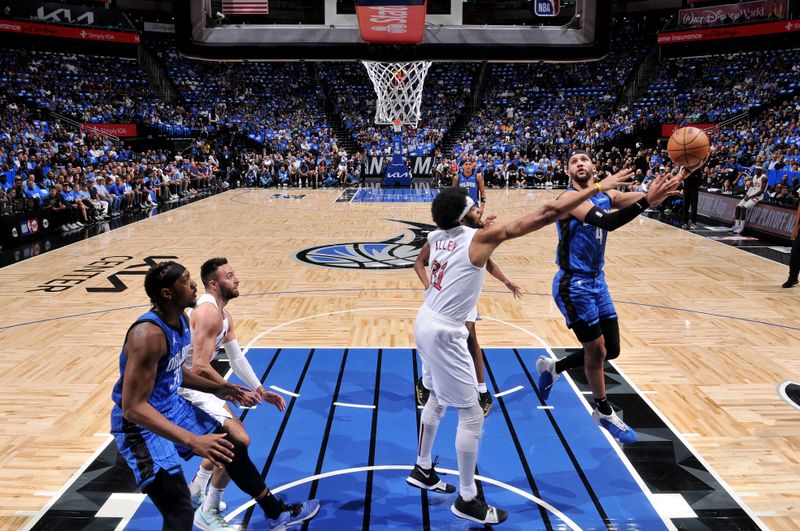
[184, 293, 229, 369]
[423, 225, 485, 322]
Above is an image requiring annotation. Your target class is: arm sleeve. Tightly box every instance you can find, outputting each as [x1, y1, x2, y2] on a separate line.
[582, 197, 650, 232]
[223, 339, 262, 391]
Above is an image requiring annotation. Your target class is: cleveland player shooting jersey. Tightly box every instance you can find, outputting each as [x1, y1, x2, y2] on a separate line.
[111, 310, 191, 411]
[423, 225, 485, 322]
[555, 188, 613, 275]
[457, 172, 480, 204]
[184, 293, 229, 370]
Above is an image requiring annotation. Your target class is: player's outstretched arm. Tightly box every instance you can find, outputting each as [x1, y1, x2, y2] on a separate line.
[576, 171, 683, 232]
[612, 166, 692, 208]
[473, 170, 631, 252]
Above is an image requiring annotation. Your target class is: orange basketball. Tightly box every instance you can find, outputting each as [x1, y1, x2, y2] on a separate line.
[667, 126, 710, 168]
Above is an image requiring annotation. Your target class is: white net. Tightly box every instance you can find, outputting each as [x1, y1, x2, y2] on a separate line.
[361, 60, 432, 129]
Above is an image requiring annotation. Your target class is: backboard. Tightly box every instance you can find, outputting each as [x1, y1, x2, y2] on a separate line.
[176, 0, 610, 62]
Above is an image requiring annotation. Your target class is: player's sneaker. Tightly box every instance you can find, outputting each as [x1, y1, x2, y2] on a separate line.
[268, 499, 320, 531]
[193, 507, 237, 531]
[190, 490, 227, 512]
[406, 461, 456, 494]
[535, 356, 560, 400]
[592, 409, 638, 444]
[479, 391, 493, 416]
[415, 377, 430, 407]
[451, 495, 508, 525]
[782, 278, 798, 289]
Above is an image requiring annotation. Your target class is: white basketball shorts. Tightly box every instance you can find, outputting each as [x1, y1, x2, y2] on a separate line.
[414, 305, 479, 408]
[177, 387, 233, 425]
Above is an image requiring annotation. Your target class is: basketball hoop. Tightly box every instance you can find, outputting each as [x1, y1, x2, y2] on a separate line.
[362, 60, 432, 129]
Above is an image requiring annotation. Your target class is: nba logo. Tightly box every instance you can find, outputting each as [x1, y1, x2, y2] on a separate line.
[534, 0, 559, 16]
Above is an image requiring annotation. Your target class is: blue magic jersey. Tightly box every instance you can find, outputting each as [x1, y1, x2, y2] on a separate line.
[458, 171, 479, 203]
[555, 189, 613, 275]
[112, 310, 191, 412]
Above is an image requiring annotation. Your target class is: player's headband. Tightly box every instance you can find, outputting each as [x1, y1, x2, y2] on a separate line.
[567, 149, 593, 164]
[458, 196, 475, 222]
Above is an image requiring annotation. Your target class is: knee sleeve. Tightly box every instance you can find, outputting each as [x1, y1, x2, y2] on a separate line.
[222, 434, 266, 499]
[600, 318, 620, 360]
[421, 393, 446, 426]
[455, 403, 484, 453]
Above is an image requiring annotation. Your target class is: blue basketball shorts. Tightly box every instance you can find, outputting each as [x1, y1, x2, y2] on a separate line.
[552, 270, 617, 330]
[111, 396, 220, 489]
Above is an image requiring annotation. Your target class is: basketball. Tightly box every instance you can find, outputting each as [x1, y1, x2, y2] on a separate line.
[667, 126, 710, 168]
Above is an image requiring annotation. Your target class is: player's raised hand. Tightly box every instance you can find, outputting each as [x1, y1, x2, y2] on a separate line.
[597, 168, 634, 191]
[260, 390, 286, 412]
[678, 150, 710, 179]
[644, 171, 683, 207]
[188, 433, 234, 466]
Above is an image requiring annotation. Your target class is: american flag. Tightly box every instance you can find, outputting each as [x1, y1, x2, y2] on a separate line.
[221, 0, 269, 15]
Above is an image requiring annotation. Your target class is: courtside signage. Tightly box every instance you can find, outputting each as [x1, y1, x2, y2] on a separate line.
[0, 18, 140, 43]
[658, 20, 800, 44]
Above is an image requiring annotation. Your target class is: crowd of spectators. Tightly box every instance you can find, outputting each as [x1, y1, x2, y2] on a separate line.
[449, 24, 650, 179]
[0, 49, 177, 125]
[633, 49, 800, 124]
[3, 29, 800, 245]
[0, 95, 224, 234]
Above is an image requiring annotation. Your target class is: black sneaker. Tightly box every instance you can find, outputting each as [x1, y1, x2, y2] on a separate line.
[782, 278, 798, 289]
[451, 495, 508, 525]
[415, 377, 430, 407]
[479, 391, 493, 416]
[406, 463, 455, 494]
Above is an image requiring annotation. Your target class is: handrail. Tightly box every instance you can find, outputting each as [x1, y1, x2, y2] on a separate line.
[51, 112, 120, 144]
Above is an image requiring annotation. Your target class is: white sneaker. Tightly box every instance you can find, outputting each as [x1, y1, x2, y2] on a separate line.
[193, 507, 236, 530]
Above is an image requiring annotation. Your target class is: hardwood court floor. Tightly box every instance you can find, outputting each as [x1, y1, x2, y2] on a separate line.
[1, 188, 798, 530]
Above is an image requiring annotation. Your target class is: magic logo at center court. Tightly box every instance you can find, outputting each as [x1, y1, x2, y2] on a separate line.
[295, 219, 434, 269]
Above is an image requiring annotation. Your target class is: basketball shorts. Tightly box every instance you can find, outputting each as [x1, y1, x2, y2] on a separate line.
[415, 305, 478, 408]
[466, 307, 479, 323]
[178, 387, 233, 425]
[737, 197, 760, 209]
[111, 396, 219, 489]
[552, 270, 617, 330]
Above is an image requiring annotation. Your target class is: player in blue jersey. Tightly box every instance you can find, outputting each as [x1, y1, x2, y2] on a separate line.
[453, 160, 486, 212]
[536, 151, 694, 444]
[110, 261, 319, 531]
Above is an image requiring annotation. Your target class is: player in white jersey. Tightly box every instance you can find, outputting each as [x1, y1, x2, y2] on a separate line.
[414, 222, 522, 416]
[406, 174, 631, 525]
[732, 165, 768, 233]
[181, 257, 287, 530]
